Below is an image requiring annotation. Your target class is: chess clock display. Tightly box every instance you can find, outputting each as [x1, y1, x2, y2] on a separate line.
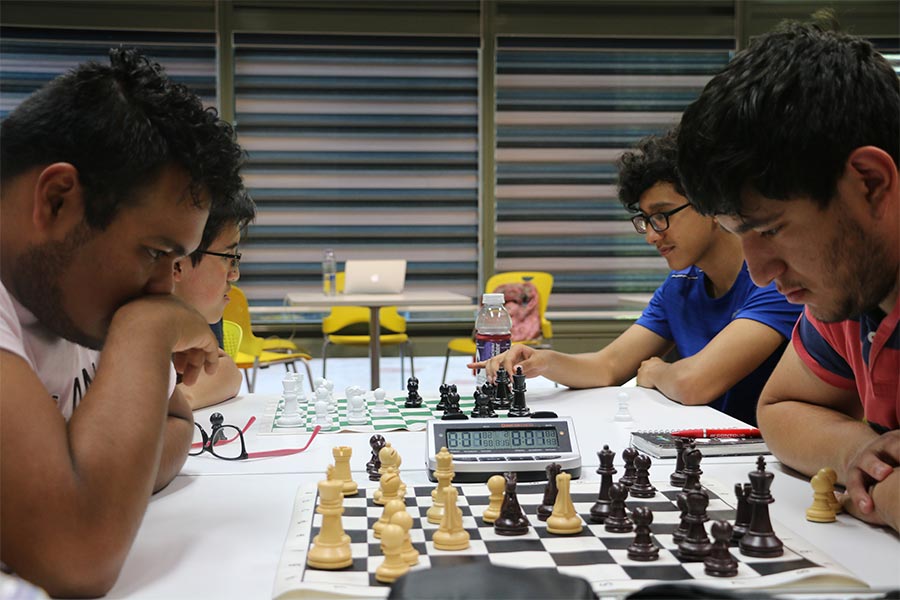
[426, 417, 581, 482]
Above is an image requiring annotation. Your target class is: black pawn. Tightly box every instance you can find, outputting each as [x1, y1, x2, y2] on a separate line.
[672, 492, 689, 543]
[590, 445, 617, 523]
[495, 366, 512, 409]
[629, 453, 657, 498]
[739, 456, 783, 558]
[436, 383, 450, 412]
[404, 376, 423, 408]
[627, 506, 659, 561]
[537, 463, 562, 521]
[619, 447, 638, 488]
[678, 483, 712, 561]
[494, 472, 530, 535]
[603, 482, 633, 533]
[670, 437, 689, 486]
[507, 366, 531, 417]
[681, 446, 703, 492]
[732, 482, 751, 540]
[209, 412, 227, 444]
[367, 434, 386, 481]
[705, 520, 739, 577]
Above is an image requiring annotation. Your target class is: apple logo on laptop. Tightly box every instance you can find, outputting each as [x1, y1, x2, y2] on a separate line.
[370, 274, 380, 283]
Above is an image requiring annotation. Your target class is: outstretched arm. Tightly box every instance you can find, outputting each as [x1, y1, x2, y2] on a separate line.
[635, 318, 786, 405]
[0, 295, 218, 597]
[470, 323, 672, 389]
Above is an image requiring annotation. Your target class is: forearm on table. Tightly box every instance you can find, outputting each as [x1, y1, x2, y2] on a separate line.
[544, 351, 624, 389]
[757, 400, 878, 481]
[153, 388, 194, 493]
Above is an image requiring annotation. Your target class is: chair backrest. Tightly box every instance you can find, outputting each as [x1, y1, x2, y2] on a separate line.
[222, 319, 243, 359]
[322, 272, 407, 336]
[485, 271, 554, 341]
[222, 285, 264, 355]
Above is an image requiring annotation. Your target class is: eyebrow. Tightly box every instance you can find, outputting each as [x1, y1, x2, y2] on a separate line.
[148, 236, 189, 257]
[730, 211, 783, 234]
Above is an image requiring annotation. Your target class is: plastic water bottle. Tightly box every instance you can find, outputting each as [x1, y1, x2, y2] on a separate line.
[474, 293, 512, 387]
[322, 248, 337, 296]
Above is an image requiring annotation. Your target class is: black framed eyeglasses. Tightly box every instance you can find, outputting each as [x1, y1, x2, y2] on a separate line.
[630, 203, 691, 234]
[189, 413, 320, 460]
[197, 249, 241, 270]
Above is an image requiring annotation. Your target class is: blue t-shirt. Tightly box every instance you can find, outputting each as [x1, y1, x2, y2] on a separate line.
[635, 263, 802, 425]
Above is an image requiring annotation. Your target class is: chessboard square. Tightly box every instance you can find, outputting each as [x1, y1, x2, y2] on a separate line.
[411, 486, 434, 498]
[572, 502, 596, 514]
[627, 499, 678, 512]
[478, 526, 541, 542]
[680, 560, 757, 580]
[349, 542, 370, 558]
[621, 562, 693, 581]
[304, 568, 369, 588]
[342, 506, 368, 518]
[748, 557, 818, 576]
[597, 536, 644, 551]
[483, 539, 547, 554]
[607, 548, 680, 567]
[570, 493, 596, 503]
[424, 539, 488, 555]
[422, 526, 482, 542]
[427, 554, 490, 570]
[550, 549, 616, 566]
[463, 494, 489, 506]
[558, 562, 629, 584]
[647, 511, 682, 525]
[516, 484, 546, 495]
[708, 509, 736, 521]
[489, 551, 558, 570]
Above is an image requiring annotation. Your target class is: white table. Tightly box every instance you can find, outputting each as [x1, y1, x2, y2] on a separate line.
[107, 387, 900, 599]
[285, 290, 474, 389]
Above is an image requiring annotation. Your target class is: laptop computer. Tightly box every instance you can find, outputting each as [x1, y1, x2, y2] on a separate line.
[343, 259, 407, 294]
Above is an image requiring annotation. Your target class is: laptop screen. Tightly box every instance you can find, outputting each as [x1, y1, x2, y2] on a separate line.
[343, 260, 407, 294]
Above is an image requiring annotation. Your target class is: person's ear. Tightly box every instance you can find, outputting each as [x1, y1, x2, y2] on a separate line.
[32, 163, 84, 237]
[846, 146, 897, 220]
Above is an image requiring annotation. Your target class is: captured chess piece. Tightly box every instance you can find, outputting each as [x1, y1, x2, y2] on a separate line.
[433, 486, 470, 550]
[537, 462, 562, 522]
[367, 434, 386, 481]
[306, 469, 352, 569]
[507, 366, 531, 417]
[590, 445, 616, 523]
[739, 456, 784, 558]
[427, 447, 455, 524]
[822, 467, 843, 514]
[806, 467, 838, 523]
[404, 376, 423, 408]
[482, 474, 505, 524]
[627, 506, 659, 561]
[613, 390, 633, 423]
[546, 472, 583, 535]
[331, 446, 359, 496]
[494, 472, 530, 535]
[705, 520, 739, 577]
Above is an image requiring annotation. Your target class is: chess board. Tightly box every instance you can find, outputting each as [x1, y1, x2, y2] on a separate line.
[272, 478, 867, 599]
[258, 395, 497, 435]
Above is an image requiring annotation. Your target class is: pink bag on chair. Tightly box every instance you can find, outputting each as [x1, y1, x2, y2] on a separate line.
[492, 282, 541, 342]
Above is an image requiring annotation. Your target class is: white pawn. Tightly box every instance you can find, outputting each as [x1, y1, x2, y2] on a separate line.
[371, 387, 389, 417]
[314, 397, 333, 431]
[347, 391, 368, 425]
[613, 390, 633, 424]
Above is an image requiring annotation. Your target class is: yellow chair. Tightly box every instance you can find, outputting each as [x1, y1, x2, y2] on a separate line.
[322, 272, 414, 387]
[224, 285, 315, 393]
[442, 271, 554, 384]
[222, 319, 243, 359]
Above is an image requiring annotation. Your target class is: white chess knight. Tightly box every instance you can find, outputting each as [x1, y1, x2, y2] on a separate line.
[613, 390, 634, 424]
[371, 387, 389, 417]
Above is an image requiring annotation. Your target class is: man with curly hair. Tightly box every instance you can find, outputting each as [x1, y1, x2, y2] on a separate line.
[475, 130, 800, 425]
[0, 49, 248, 595]
[677, 18, 899, 531]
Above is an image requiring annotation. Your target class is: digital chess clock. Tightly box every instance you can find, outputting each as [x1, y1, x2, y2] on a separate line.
[426, 417, 582, 483]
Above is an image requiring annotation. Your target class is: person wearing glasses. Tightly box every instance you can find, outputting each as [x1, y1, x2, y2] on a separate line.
[677, 18, 898, 532]
[173, 193, 256, 409]
[475, 130, 801, 425]
[0, 49, 247, 596]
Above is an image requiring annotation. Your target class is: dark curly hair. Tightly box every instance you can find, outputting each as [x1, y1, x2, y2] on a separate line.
[189, 189, 257, 266]
[616, 129, 685, 212]
[1, 47, 246, 229]
[677, 16, 900, 216]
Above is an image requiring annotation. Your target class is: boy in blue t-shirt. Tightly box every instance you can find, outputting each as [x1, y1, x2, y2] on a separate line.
[473, 131, 801, 425]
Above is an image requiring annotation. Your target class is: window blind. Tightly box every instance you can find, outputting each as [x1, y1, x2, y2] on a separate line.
[494, 37, 734, 312]
[232, 33, 480, 306]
